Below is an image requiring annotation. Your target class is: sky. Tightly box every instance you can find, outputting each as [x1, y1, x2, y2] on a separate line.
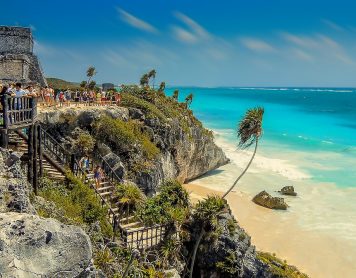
[2, 0, 356, 87]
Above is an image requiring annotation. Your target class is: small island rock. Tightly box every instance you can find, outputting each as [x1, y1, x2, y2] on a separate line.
[279, 186, 297, 196]
[252, 190, 288, 210]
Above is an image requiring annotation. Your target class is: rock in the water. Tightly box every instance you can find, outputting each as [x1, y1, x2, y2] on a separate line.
[279, 186, 297, 196]
[0, 212, 93, 277]
[252, 190, 288, 210]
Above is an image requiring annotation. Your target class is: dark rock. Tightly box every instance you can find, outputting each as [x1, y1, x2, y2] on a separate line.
[102, 152, 126, 180]
[278, 186, 297, 196]
[252, 191, 288, 210]
[128, 107, 145, 120]
[5, 152, 22, 167]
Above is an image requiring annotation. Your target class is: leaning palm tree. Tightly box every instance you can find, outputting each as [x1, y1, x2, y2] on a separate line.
[189, 195, 227, 278]
[116, 183, 146, 223]
[222, 107, 264, 199]
[140, 73, 149, 87]
[172, 89, 179, 101]
[185, 93, 193, 108]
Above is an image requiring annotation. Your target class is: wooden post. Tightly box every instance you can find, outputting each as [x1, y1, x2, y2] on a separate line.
[0, 130, 8, 148]
[38, 125, 43, 177]
[27, 125, 34, 188]
[3, 95, 9, 129]
[70, 153, 75, 173]
[33, 124, 38, 195]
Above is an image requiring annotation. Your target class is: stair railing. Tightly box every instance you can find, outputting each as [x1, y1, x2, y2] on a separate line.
[92, 151, 123, 184]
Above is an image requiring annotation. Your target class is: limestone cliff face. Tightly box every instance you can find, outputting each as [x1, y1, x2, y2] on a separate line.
[38, 106, 229, 195]
[0, 148, 98, 277]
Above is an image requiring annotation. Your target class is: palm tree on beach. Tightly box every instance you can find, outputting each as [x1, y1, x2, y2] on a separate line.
[189, 196, 227, 278]
[222, 107, 264, 199]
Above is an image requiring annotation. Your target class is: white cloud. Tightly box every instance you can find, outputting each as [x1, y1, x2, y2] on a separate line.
[291, 49, 314, 62]
[281, 32, 318, 48]
[171, 26, 198, 44]
[117, 8, 158, 34]
[322, 19, 345, 32]
[240, 38, 275, 53]
[174, 12, 211, 40]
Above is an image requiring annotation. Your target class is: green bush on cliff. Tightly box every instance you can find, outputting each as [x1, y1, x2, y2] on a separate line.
[94, 116, 159, 160]
[38, 174, 113, 238]
[257, 252, 309, 278]
[136, 180, 190, 225]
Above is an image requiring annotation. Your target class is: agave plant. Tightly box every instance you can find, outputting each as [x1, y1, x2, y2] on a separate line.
[222, 107, 264, 199]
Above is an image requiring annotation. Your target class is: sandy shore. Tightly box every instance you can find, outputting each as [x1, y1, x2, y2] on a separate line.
[184, 182, 356, 278]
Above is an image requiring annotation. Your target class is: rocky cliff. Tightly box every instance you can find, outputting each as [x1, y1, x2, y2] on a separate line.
[0, 148, 98, 277]
[38, 105, 229, 195]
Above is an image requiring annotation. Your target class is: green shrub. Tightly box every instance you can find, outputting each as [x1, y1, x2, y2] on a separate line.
[257, 252, 309, 278]
[136, 180, 190, 226]
[38, 173, 113, 238]
[94, 116, 159, 160]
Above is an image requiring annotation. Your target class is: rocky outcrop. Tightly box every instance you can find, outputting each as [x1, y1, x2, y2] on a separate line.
[278, 186, 297, 196]
[0, 212, 93, 277]
[0, 148, 35, 214]
[0, 148, 101, 277]
[38, 106, 229, 195]
[252, 191, 288, 210]
[187, 212, 270, 277]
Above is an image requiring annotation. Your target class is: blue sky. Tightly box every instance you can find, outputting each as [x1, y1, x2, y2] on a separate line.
[2, 0, 356, 87]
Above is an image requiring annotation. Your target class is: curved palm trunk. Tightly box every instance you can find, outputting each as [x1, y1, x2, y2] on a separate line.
[189, 227, 205, 278]
[222, 138, 258, 199]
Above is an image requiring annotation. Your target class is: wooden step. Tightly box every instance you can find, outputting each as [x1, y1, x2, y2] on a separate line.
[120, 215, 135, 223]
[120, 221, 142, 229]
[99, 191, 112, 198]
[97, 186, 114, 192]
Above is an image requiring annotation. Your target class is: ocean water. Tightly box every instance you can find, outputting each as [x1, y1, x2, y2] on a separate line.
[168, 87, 356, 188]
[167, 87, 356, 276]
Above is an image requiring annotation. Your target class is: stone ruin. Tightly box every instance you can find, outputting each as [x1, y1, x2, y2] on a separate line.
[0, 26, 47, 87]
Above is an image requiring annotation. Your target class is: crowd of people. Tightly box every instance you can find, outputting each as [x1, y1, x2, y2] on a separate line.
[0, 82, 122, 108]
[41, 87, 122, 107]
[1, 81, 123, 188]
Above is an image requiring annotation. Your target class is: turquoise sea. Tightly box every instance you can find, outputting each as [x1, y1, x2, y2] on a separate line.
[168, 87, 356, 277]
[169, 87, 356, 189]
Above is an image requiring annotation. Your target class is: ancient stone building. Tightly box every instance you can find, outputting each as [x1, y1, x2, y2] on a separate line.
[0, 26, 47, 87]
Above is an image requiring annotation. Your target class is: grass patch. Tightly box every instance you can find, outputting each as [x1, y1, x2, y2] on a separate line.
[257, 252, 309, 278]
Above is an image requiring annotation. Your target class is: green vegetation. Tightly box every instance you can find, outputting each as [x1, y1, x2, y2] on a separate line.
[215, 250, 239, 277]
[37, 173, 113, 238]
[136, 180, 190, 226]
[72, 130, 95, 156]
[189, 195, 228, 278]
[257, 252, 309, 278]
[222, 107, 264, 199]
[46, 77, 80, 90]
[94, 116, 160, 160]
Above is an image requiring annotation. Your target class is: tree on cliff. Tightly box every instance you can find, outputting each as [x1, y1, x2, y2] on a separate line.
[222, 107, 264, 199]
[189, 196, 227, 278]
[158, 81, 166, 92]
[185, 93, 194, 108]
[86, 66, 96, 85]
[140, 73, 149, 87]
[172, 89, 179, 101]
[148, 69, 156, 89]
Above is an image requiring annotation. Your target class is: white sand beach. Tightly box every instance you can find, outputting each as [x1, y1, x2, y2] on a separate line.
[184, 136, 356, 278]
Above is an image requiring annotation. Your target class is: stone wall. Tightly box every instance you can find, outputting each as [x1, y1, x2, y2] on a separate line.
[0, 26, 33, 54]
[0, 26, 47, 87]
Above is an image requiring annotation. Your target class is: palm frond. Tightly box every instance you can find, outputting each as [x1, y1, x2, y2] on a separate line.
[237, 107, 264, 148]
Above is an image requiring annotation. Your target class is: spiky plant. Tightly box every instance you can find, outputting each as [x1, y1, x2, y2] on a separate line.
[189, 195, 227, 278]
[116, 183, 146, 222]
[222, 107, 264, 198]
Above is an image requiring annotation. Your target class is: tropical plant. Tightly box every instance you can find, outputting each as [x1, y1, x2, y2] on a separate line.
[86, 66, 96, 84]
[80, 81, 87, 88]
[88, 80, 96, 90]
[185, 93, 194, 108]
[189, 195, 227, 278]
[140, 73, 149, 87]
[115, 183, 146, 222]
[148, 69, 156, 89]
[172, 89, 179, 101]
[222, 107, 264, 199]
[158, 81, 166, 92]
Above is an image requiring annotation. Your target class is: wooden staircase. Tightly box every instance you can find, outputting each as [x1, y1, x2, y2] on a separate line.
[8, 130, 65, 181]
